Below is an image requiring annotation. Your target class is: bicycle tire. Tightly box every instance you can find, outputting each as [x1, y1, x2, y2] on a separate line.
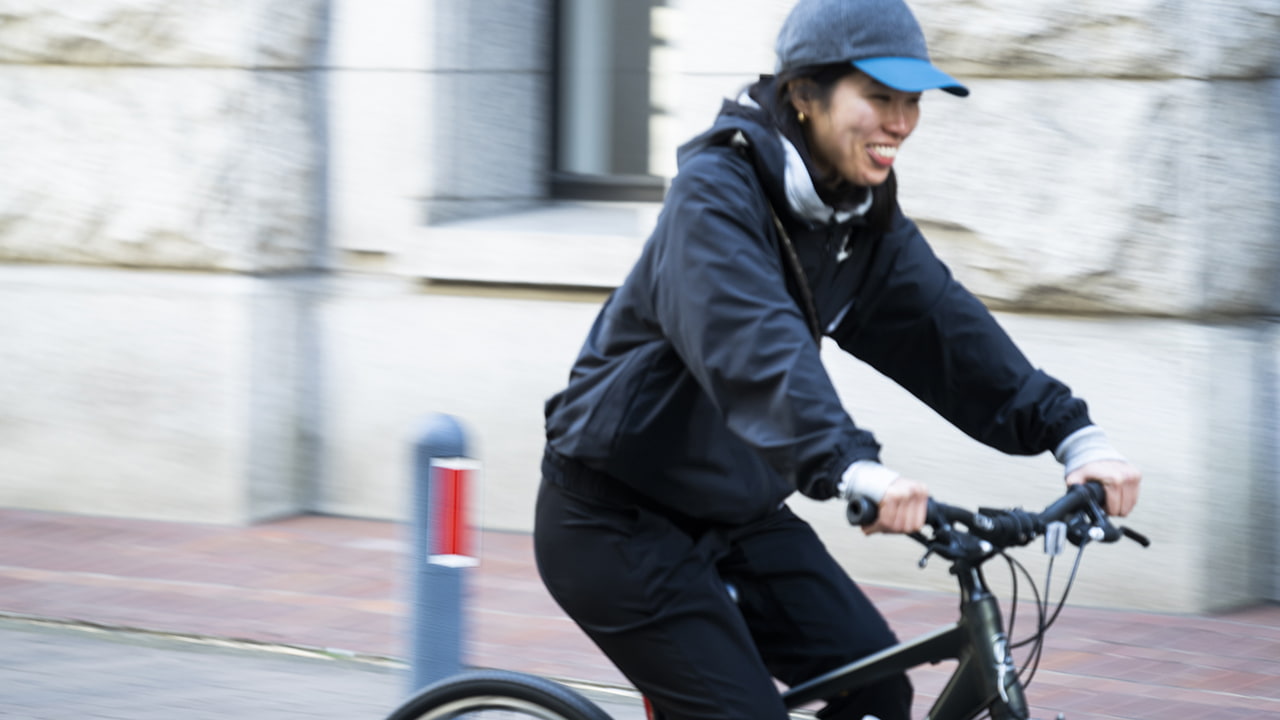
[385, 669, 616, 720]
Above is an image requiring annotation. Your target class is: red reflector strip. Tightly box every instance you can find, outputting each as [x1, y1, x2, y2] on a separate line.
[429, 458, 479, 564]
[434, 465, 462, 556]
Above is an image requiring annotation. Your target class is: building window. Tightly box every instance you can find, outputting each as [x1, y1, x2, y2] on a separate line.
[553, 0, 675, 202]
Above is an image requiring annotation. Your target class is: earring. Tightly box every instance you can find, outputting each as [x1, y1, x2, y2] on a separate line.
[797, 111, 807, 123]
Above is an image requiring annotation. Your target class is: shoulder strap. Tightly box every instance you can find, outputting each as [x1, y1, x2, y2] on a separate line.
[767, 204, 822, 344]
[727, 130, 822, 344]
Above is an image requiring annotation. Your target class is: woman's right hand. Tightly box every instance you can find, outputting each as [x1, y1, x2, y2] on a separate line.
[866, 476, 929, 535]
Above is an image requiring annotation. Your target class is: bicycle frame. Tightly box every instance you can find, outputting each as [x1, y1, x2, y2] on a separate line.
[780, 560, 1029, 720]
[640, 485, 1145, 720]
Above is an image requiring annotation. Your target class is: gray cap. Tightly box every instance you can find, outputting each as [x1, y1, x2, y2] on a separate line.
[775, 0, 968, 97]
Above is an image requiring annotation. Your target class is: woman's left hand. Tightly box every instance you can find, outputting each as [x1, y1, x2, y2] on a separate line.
[1065, 459, 1142, 518]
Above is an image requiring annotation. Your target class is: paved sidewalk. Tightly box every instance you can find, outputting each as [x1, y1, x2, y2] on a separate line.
[1, 507, 1277, 719]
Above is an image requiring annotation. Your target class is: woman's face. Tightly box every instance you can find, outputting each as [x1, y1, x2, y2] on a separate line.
[792, 72, 921, 188]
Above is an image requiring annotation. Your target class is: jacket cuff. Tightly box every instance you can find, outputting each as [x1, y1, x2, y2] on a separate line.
[837, 460, 900, 502]
[1053, 425, 1126, 475]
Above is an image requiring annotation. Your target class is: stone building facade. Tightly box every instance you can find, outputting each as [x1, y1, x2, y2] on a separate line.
[0, 0, 1276, 613]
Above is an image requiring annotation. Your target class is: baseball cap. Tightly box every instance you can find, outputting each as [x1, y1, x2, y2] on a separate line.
[775, 0, 969, 97]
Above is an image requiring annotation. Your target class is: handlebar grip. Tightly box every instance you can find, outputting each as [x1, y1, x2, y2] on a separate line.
[1040, 480, 1107, 524]
[846, 496, 878, 527]
[1083, 480, 1106, 505]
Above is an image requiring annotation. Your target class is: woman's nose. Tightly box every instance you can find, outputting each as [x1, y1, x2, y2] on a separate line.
[883, 101, 913, 137]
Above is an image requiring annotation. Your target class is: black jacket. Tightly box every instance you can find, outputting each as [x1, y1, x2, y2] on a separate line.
[544, 89, 1091, 525]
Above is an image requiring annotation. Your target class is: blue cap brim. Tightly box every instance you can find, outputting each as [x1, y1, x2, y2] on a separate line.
[853, 57, 969, 97]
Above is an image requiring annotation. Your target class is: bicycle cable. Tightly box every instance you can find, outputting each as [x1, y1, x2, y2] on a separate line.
[1003, 552, 1046, 682]
[1041, 545, 1087, 631]
[1008, 543, 1088, 691]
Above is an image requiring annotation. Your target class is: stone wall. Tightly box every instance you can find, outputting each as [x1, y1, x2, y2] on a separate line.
[0, 1, 328, 523]
[0, 1, 328, 272]
[908, 0, 1280, 318]
[0, 266, 317, 524]
[0, 0, 1276, 610]
[393, 0, 1279, 611]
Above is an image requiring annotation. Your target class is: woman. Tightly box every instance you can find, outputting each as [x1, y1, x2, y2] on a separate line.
[534, 0, 1142, 718]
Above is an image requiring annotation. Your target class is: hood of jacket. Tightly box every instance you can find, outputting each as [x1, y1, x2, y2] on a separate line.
[676, 78, 872, 227]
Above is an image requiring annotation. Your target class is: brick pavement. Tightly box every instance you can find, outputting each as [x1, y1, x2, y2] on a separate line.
[1, 507, 1277, 719]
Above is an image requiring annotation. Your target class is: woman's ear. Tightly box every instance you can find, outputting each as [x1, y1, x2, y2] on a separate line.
[787, 78, 816, 120]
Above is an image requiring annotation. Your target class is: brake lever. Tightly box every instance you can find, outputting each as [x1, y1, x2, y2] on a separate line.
[1070, 513, 1146, 546]
[1121, 526, 1151, 547]
[1081, 489, 1150, 546]
[906, 529, 939, 568]
[908, 525, 966, 567]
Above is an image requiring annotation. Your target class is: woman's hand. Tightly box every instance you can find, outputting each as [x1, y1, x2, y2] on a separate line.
[1066, 459, 1142, 517]
[866, 476, 930, 535]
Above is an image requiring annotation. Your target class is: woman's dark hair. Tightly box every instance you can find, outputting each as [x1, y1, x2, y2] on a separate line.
[755, 62, 898, 234]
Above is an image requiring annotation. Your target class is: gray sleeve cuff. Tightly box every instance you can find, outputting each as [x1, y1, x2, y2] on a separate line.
[1053, 425, 1126, 475]
[837, 460, 900, 502]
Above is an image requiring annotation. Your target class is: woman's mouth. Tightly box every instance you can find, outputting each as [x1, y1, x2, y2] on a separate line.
[868, 144, 898, 168]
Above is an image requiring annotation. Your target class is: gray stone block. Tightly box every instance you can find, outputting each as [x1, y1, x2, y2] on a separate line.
[327, 70, 430, 253]
[0, 266, 314, 524]
[0, 66, 321, 271]
[673, 1, 1280, 80]
[314, 277, 604, 525]
[309, 280, 1274, 613]
[895, 78, 1279, 316]
[0, 0, 327, 68]
[671, 0, 793, 75]
[329, 0, 430, 71]
[915, 0, 1280, 80]
[799, 315, 1273, 613]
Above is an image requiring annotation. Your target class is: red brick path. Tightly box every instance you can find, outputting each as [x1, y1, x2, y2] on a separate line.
[1, 508, 1276, 719]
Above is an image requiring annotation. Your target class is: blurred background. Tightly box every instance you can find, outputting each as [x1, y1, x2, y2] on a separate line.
[0, 0, 1277, 615]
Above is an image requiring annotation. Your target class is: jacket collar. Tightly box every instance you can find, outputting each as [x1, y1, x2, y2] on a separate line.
[676, 89, 870, 227]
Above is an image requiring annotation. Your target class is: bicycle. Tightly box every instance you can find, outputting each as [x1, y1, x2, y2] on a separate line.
[384, 481, 1149, 720]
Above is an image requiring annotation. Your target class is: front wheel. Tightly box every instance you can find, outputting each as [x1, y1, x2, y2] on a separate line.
[385, 669, 615, 720]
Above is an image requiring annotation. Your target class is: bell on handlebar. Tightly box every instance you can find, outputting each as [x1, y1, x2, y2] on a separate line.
[1064, 514, 1093, 547]
[1064, 514, 1119, 546]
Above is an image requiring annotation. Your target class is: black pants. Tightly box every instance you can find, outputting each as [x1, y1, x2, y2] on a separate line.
[533, 461, 912, 720]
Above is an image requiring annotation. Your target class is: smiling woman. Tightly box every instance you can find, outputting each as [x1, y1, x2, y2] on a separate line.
[532, 0, 1142, 718]
[789, 72, 921, 188]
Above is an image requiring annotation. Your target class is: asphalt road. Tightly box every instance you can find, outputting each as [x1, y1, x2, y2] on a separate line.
[0, 617, 647, 720]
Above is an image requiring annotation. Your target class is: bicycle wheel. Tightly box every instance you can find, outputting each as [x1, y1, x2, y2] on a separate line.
[385, 669, 615, 720]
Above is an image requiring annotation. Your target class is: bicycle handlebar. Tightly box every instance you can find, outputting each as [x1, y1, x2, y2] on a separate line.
[846, 482, 1150, 553]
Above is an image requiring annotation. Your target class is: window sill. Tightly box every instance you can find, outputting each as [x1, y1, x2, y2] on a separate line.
[405, 202, 659, 289]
